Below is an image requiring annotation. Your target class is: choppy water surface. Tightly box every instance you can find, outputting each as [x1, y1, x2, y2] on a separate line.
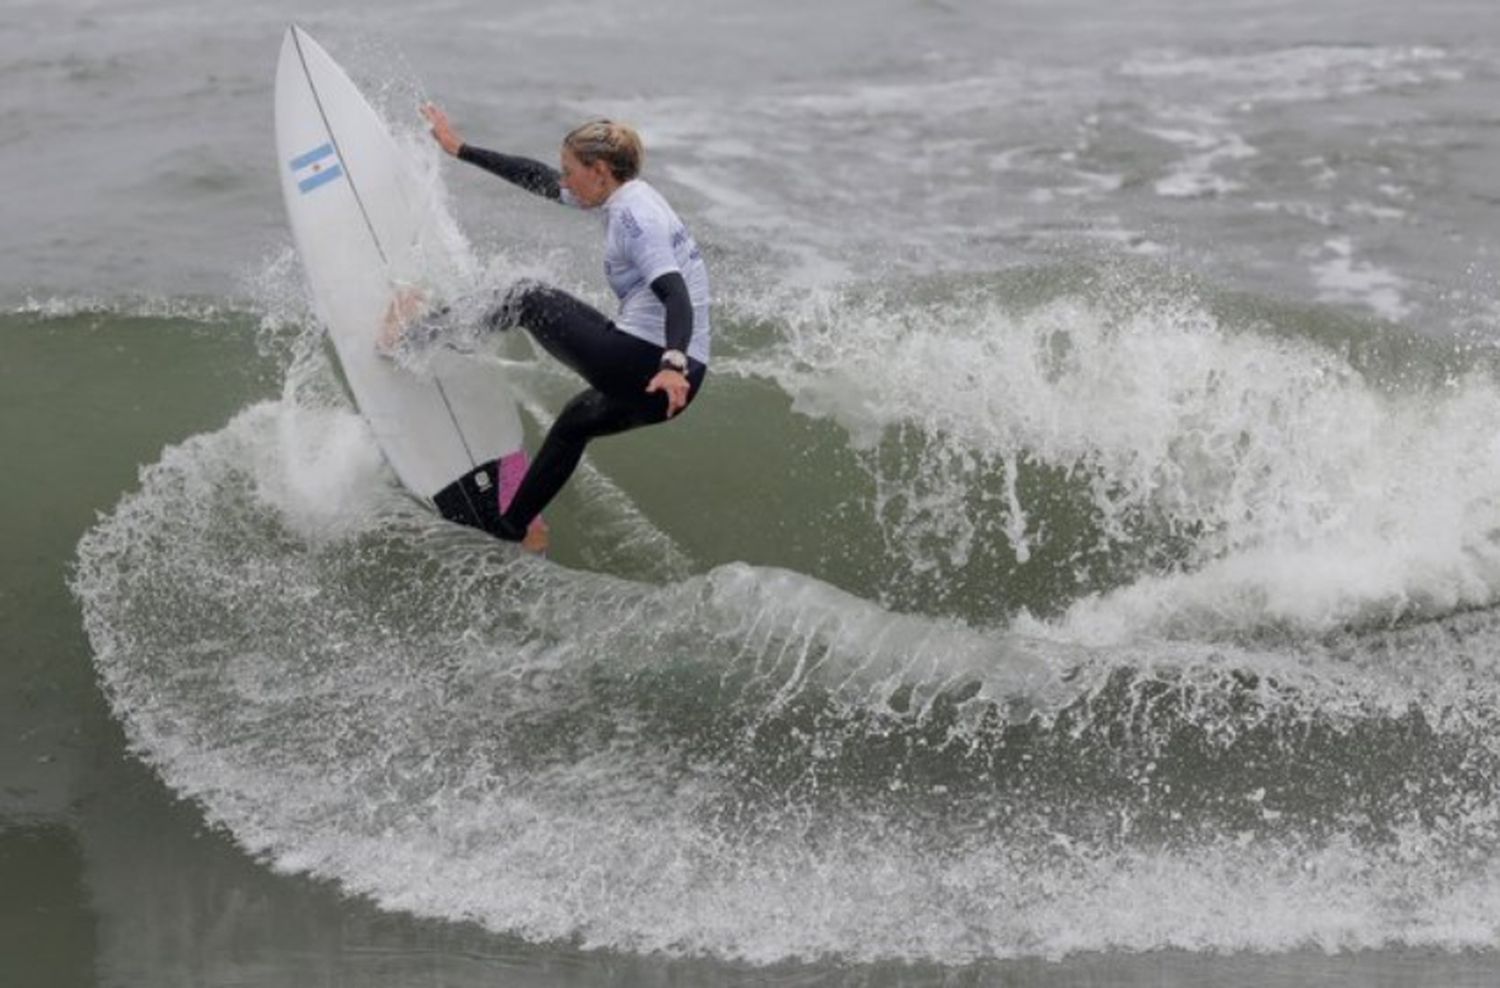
[8, 0, 1500, 981]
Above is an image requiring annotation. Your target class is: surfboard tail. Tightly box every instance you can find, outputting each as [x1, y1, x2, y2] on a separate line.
[431, 452, 547, 548]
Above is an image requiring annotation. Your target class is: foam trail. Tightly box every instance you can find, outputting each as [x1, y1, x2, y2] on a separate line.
[67, 309, 1500, 965]
[725, 273, 1500, 639]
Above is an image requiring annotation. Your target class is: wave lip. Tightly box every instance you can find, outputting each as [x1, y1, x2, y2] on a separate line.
[733, 271, 1500, 640]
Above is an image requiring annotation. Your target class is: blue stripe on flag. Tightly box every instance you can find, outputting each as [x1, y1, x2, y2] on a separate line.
[298, 164, 344, 194]
[289, 142, 335, 171]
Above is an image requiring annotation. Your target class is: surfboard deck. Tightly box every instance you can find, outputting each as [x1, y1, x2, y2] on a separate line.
[274, 25, 541, 545]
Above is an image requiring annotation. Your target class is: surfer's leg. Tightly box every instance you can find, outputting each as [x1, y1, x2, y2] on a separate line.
[496, 388, 660, 535]
[484, 281, 659, 394]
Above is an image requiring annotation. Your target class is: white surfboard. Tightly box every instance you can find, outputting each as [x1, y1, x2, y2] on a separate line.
[274, 25, 529, 536]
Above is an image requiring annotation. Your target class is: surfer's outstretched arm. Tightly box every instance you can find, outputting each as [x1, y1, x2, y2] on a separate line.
[421, 102, 562, 201]
[456, 146, 561, 200]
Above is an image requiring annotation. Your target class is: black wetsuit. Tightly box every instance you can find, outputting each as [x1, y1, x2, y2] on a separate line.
[456, 144, 708, 541]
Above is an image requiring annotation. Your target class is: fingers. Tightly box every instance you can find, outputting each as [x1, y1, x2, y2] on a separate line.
[420, 103, 459, 154]
[645, 372, 689, 418]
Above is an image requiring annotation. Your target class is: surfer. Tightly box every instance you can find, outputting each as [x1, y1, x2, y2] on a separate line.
[398, 104, 711, 545]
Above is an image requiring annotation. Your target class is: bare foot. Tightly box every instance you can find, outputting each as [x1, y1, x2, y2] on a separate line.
[377, 286, 429, 355]
[521, 518, 550, 555]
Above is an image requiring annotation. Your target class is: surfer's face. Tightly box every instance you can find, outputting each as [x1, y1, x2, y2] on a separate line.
[560, 147, 615, 207]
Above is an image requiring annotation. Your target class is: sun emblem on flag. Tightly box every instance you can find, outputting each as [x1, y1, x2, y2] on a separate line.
[289, 142, 344, 194]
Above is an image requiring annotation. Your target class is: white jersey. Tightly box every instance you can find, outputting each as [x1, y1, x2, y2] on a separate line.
[583, 179, 711, 365]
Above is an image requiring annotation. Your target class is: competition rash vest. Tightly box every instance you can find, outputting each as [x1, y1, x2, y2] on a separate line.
[589, 180, 712, 366]
[454, 144, 710, 366]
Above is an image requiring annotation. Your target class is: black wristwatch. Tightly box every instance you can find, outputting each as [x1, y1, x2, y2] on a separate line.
[659, 349, 688, 373]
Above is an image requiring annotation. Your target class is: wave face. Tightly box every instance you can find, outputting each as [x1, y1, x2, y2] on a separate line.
[66, 253, 1500, 963]
[6, 0, 1500, 970]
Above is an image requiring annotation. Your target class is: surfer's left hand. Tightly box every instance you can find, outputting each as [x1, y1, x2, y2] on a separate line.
[646, 370, 690, 418]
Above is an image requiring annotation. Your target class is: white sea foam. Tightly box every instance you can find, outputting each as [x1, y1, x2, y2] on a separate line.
[727, 277, 1500, 641]
[77, 384, 1500, 966]
[248, 401, 390, 542]
[1119, 44, 1459, 107]
[1141, 112, 1257, 199]
[65, 236, 1500, 966]
[1345, 200, 1407, 223]
[1252, 200, 1336, 227]
[1307, 236, 1413, 322]
[11, 293, 236, 322]
[48, 12, 1500, 968]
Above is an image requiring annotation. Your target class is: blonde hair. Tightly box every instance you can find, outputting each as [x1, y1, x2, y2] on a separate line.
[563, 119, 644, 182]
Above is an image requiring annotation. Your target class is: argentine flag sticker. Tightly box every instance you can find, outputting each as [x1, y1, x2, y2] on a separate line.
[290, 142, 343, 194]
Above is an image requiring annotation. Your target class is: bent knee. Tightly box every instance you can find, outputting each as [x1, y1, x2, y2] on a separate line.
[552, 392, 612, 440]
[483, 279, 550, 333]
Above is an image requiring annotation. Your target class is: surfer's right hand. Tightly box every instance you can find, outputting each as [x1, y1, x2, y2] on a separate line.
[421, 103, 463, 156]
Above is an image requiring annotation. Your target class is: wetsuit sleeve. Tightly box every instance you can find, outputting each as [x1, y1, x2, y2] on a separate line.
[623, 205, 692, 356]
[649, 272, 694, 357]
[456, 144, 562, 201]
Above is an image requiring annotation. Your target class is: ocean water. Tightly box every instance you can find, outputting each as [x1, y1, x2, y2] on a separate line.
[8, 0, 1500, 984]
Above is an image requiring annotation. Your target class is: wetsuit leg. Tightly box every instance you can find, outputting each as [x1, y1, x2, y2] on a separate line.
[498, 388, 661, 530]
[501, 363, 706, 534]
[482, 280, 708, 539]
[485, 281, 663, 396]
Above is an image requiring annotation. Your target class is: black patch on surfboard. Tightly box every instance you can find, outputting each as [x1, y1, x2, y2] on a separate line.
[433, 458, 509, 538]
